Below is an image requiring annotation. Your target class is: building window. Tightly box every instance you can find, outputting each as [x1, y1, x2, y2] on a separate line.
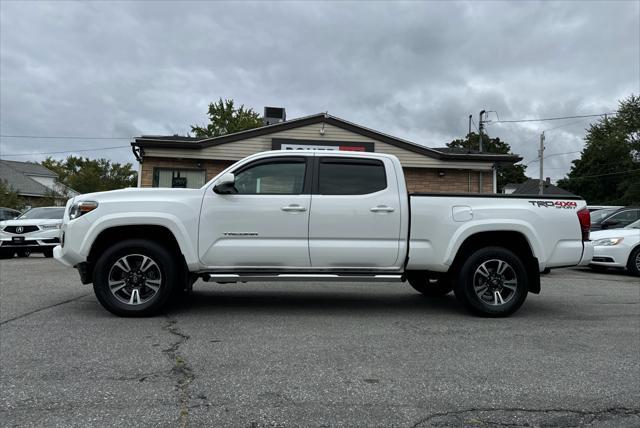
[153, 168, 205, 189]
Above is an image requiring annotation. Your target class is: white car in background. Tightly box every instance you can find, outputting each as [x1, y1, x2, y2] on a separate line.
[590, 219, 640, 276]
[0, 206, 65, 258]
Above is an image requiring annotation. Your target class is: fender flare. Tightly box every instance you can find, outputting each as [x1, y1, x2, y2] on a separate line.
[444, 220, 544, 268]
[80, 213, 199, 269]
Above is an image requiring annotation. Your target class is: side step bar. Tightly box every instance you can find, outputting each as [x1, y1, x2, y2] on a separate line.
[204, 273, 404, 283]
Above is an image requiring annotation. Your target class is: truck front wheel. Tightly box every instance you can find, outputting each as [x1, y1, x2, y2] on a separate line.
[93, 239, 178, 317]
[454, 246, 528, 317]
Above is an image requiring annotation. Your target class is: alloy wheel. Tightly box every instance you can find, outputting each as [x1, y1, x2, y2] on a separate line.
[108, 254, 162, 305]
[473, 259, 518, 306]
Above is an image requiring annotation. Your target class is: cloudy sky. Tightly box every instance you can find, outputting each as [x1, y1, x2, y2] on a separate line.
[1, 0, 638, 181]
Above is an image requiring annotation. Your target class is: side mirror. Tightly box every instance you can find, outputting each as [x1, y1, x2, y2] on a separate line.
[213, 172, 236, 194]
[601, 219, 619, 229]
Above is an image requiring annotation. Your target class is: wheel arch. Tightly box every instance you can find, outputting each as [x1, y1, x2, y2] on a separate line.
[84, 225, 188, 284]
[450, 231, 541, 293]
[627, 244, 640, 274]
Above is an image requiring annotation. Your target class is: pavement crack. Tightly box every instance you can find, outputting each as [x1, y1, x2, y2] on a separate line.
[411, 406, 640, 428]
[162, 317, 195, 428]
[0, 293, 91, 326]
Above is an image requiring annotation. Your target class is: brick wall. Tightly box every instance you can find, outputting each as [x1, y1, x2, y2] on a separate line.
[140, 157, 234, 187]
[403, 167, 493, 193]
[140, 157, 494, 193]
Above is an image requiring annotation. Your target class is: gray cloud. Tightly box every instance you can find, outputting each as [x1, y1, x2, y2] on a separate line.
[1, 0, 638, 181]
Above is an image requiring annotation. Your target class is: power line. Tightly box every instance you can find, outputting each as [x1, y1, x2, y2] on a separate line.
[0, 145, 131, 157]
[524, 150, 582, 166]
[563, 168, 640, 180]
[0, 135, 133, 140]
[490, 112, 616, 124]
[544, 116, 599, 132]
[539, 158, 629, 170]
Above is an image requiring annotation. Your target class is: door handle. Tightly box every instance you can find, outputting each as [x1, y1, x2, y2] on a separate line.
[281, 204, 307, 212]
[370, 205, 395, 213]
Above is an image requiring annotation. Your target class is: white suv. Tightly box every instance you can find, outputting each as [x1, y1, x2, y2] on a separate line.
[0, 206, 64, 258]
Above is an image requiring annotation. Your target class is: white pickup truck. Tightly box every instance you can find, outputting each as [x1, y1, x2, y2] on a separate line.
[54, 150, 593, 317]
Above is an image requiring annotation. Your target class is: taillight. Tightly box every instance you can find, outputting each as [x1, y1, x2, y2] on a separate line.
[577, 208, 590, 241]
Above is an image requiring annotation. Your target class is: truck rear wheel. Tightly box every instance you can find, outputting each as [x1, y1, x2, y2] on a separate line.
[407, 273, 453, 297]
[93, 239, 178, 317]
[454, 246, 528, 317]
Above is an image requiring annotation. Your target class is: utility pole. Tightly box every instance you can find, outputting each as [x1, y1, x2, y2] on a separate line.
[468, 115, 472, 153]
[538, 131, 545, 195]
[478, 110, 486, 192]
[478, 110, 485, 152]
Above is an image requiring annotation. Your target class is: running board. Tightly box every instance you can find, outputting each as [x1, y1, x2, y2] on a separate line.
[204, 273, 404, 283]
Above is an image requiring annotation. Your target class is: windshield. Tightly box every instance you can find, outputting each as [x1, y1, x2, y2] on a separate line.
[17, 207, 65, 220]
[590, 208, 617, 224]
[624, 219, 640, 229]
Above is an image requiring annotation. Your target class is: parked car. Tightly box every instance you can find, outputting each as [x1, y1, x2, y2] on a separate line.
[590, 219, 640, 276]
[590, 207, 640, 231]
[55, 150, 594, 318]
[586, 205, 623, 212]
[0, 207, 21, 221]
[590, 208, 618, 226]
[0, 206, 65, 258]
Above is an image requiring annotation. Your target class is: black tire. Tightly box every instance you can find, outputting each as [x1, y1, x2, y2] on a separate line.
[407, 272, 453, 297]
[627, 247, 640, 277]
[0, 249, 14, 259]
[16, 250, 30, 258]
[43, 249, 53, 258]
[93, 239, 179, 317]
[453, 246, 529, 317]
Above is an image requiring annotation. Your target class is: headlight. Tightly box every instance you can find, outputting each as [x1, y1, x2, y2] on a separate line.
[69, 201, 99, 220]
[40, 224, 61, 230]
[592, 237, 624, 246]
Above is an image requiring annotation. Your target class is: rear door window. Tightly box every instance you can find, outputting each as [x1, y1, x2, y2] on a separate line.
[317, 158, 387, 195]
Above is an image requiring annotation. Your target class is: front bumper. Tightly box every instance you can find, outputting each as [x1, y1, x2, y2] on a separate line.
[589, 244, 629, 268]
[53, 244, 86, 267]
[0, 237, 60, 250]
[53, 222, 90, 268]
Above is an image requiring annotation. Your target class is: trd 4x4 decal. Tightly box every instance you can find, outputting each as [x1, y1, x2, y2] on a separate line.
[528, 200, 578, 209]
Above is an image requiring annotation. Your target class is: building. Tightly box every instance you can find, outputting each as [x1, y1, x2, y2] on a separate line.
[0, 160, 79, 206]
[131, 111, 522, 193]
[505, 178, 578, 196]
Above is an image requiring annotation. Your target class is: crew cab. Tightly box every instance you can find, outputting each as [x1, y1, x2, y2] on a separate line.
[54, 150, 593, 317]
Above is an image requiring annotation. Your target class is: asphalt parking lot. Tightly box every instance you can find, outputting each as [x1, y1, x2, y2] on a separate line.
[1, 257, 639, 427]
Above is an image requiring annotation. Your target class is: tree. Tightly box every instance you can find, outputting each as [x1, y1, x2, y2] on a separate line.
[0, 179, 22, 209]
[447, 132, 527, 192]
[191, 98, 263, 138]
[557, 95, 640, 205]
[41, 156, 138, 194]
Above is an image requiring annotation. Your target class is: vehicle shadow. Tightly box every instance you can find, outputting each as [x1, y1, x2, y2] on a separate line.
[167, 285, 471, 318]
[570, 266, 639, 279]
